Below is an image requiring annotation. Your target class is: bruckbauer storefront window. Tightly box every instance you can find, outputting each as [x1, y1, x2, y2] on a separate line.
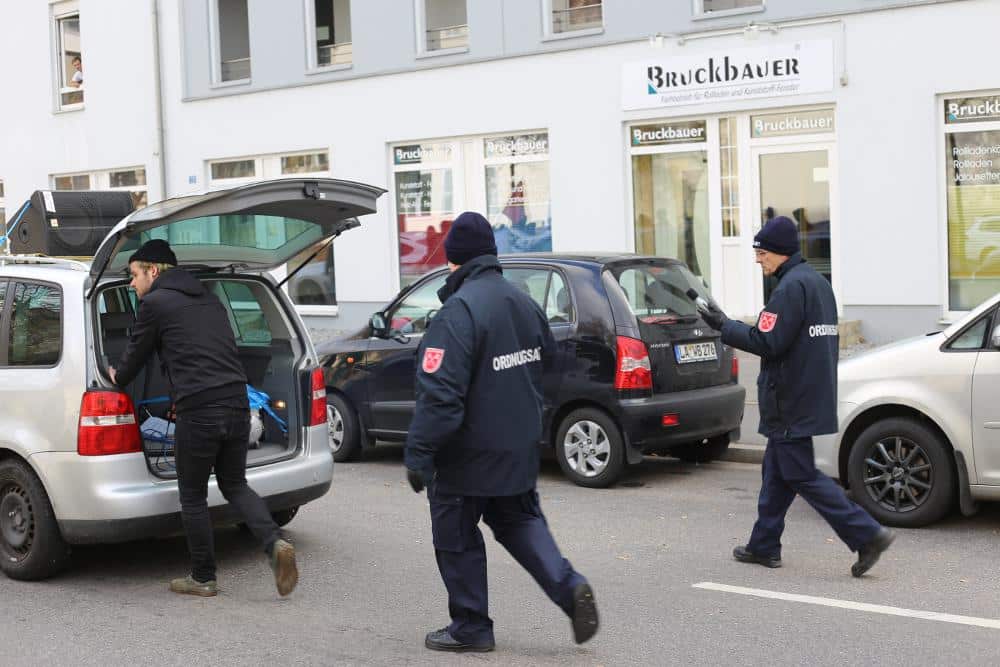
[944, 95, 1000, 311]
[393, 142, 456, 286]
[484, 133, 552, 256]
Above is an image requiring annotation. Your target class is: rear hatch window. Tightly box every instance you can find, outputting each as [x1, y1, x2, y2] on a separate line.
[608, 260, 731, 392]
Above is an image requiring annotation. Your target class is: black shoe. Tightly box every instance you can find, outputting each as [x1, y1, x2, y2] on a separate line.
[852, 528, 896, 578]
[733, 545, 782, 568]
[571, 583, 599, 644]
[424, 628, 495, 653]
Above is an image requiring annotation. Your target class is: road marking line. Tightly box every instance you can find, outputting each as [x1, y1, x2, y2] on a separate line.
[693, 582, 1000, 630]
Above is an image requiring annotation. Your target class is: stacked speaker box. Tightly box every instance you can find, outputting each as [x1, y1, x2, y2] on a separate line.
[10, 190, 135, 257]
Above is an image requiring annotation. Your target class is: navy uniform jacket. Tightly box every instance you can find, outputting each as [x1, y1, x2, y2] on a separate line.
[404, 254, 555, 497]
[721, 254, 839, 439]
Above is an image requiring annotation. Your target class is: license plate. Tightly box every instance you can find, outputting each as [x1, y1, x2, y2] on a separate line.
[674, 341, 717, 364]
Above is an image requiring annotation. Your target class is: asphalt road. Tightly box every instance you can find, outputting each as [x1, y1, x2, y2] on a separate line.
[4, 447, 1000, 666]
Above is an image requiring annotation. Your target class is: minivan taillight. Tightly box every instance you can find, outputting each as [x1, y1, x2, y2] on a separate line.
[731, 355, 739, 383]
[615, 336, 652, 391]
[78, 391, 142, 456]
[310, 368, 327, 426]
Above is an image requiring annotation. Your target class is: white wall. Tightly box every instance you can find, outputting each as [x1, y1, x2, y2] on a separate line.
[0, 0, 162, 210]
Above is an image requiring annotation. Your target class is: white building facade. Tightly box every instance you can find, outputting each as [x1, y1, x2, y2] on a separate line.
[1, 0, 998, 343]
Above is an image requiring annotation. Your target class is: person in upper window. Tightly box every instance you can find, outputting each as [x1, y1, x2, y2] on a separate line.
[69, 56, 83, 88]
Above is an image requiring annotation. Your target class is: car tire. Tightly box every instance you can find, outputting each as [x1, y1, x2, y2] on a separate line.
[327, 393, 362, 463]
[0, 459, 70, 581]
[555, 408, 626, 488]
[271, 506, 299, 528]
[672, 435, 730, 464]
[847, 417, 955, 528]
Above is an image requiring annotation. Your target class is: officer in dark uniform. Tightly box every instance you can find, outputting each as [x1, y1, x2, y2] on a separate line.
[696, 216, 895, 577]
[404, 212, 599, 653]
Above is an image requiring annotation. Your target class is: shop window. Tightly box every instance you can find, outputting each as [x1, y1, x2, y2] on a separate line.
[632, 152, 711, 284]
[548, 0, 603, 35]
[0, 180, 5, 244]
[54, 6, 83, 108]
[6, 282, 62, 367]
[391, 132, 553, 287]
[52, 168, 148, 209]
[215, 0, 251, 82]
[419, 0, 468, 53]
[484, 133, 552, 256]
[696, 0, 764, 17]
[719, 117, 740, 237]
[943, 94, 1000, 312]
[312, 0, 352, 68]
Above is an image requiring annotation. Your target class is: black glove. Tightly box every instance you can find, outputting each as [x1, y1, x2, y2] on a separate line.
[406, 468, 426, 494]
[697, 303, 728, 331]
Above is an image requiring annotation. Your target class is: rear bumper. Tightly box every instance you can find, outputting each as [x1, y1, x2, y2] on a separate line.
[618, 383, 745, 452]
[32, 425, 333, 545]
[58, 481, 330, 545]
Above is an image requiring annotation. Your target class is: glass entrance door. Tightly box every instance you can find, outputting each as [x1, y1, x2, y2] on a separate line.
[631, 151, 711, 286]
[755, 147, 833, 303]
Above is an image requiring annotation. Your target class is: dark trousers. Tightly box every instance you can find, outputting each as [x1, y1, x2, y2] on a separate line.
[174, 406, 280, 582]
[748, 436, 882, 557]
[429, 488, 586, 644]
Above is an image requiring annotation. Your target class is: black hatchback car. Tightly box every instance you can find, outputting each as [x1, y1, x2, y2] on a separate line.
[318, 254, 745, 488]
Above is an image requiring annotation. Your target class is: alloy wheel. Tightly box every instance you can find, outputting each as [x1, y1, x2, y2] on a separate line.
[327, 404, 345, 453]
[0, 483, 34, 561]
[861, 436, 933, 513]
[563, 420, 611, 478]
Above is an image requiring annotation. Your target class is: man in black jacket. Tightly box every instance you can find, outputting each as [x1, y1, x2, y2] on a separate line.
[404, 212, 598, 653]
[111, 239, 298, 598]
[697, 217, 894, 577]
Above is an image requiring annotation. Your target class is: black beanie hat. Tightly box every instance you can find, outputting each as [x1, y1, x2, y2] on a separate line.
[753, 216, 799, 256]
[444, 212, 497, 265]
[128, 239, 178, 266]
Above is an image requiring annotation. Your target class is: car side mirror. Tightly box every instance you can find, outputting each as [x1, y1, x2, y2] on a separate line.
[370, 313, 389, 339]
[992, 324, 1000, 349]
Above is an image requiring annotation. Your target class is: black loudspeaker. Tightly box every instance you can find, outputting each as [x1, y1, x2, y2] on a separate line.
[10, 190, 135, 257]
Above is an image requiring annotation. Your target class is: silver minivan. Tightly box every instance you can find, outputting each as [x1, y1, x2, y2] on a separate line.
[0, 178, 385, 580]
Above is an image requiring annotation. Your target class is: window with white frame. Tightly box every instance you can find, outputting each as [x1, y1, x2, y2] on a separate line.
[53, 3, 83, 109]
[418, 0, 468, 54]
[214, 0, 251, 83]
[696, 0, 764, 17]
[52, 167, 149, 209]
[547, 0, 603, 36]
[207, 150, 337, 308]
[391, 132, 552, 286]
[310, 0, 352, 69]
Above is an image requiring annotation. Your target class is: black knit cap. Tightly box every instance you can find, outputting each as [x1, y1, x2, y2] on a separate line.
[444, 212, 498, 265]
[753, 216, 799, 256]
[128, 239, 178, 266]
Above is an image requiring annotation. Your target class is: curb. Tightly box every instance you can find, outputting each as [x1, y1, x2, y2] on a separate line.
[720, 442, 764, 465]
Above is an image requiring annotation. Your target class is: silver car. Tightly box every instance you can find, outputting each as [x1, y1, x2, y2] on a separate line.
[815, 293, 1000, 527]
[0, 178, 384, 580]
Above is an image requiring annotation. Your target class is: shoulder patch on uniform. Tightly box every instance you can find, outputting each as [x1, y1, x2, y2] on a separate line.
[422, 347, 445, 374]
[758, 311, 778, 333]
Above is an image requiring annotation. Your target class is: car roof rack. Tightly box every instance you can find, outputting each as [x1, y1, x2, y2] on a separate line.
[0, 253, 90, 271]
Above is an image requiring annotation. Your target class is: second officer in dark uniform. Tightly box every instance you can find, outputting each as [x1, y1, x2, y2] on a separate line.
[404, 212, 599, 653]
[697, 216, 895, 577]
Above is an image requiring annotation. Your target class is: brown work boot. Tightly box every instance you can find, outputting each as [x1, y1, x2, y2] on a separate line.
[269, 539, 299, 597]
[169, 575, 217, 597]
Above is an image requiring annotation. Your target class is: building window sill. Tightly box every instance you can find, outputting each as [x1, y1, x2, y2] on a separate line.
[54, 104, 85, 114]
[210, 78, 252, 90]
[306, 63, 353, 76]
[415, 46, 469, 60]
[692, 7, 765, 22]
[542, 27, 604, 42]
[295, 305, 340, 317]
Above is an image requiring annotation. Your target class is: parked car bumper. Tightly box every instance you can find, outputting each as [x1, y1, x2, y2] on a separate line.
[34, 425, 333, 545]
[618, 383, 746, 452]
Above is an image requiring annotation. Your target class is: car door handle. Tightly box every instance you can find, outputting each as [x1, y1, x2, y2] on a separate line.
[985, 422, 1000, 430]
